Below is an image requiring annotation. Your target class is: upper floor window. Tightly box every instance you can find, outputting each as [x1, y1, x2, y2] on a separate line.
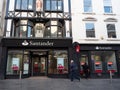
[103, 0, 112, 13]
[15, 20, 34, 38]
[85, 23, 95, 38]
[84, 0, 92, 13]
[107, 24, 116, 38]
[15, 0, 33, 11]
[14, 20, 64, 38]
[45, 0, 63, 11]
[44, 20, 63, 38]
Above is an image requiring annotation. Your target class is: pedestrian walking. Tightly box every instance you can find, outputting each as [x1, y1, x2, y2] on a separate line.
[70, 60, 80, 81]
[82, 62, 90, 79]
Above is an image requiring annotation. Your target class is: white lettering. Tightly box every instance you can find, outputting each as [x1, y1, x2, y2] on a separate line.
[29, 41, 54, 46]
[96, 46, 112, 50]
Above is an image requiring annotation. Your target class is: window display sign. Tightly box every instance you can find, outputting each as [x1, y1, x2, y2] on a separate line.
[57, 58, 64, 74]
[12, 58, 19, 70]
[12, 58, 19, 74]
[57, 58, 64, 67]
[23, 63, 29, 74]
[107, 61, 115, 73]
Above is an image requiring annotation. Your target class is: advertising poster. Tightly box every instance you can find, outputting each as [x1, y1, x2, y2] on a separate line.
[12, 58, 19, 68]
[12, 58, 19, 71]
[23, 63, 29, 74]
[57, 58, 64, 67]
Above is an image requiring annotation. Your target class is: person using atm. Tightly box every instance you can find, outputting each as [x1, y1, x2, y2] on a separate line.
[82, 62, 90, 79]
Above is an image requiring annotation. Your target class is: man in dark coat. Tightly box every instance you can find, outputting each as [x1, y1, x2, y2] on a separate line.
[70, 60, 80, 81]
[82, 62, 90, 79]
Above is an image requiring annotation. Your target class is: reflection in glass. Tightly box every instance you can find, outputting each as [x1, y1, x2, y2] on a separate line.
[107, 24, 116, 38]
[28, 0, 33, 10]
[85, 23, 95, 38]
[51, 26, 57, 37]
[22, 0, 27, 10]
[16, 0, 33, 10]
[6, 50, 23, 75]
[91, 51, 117, 73]
[15, 20, 33, 37]
[35, 23, 44, 37]
[45, 0, 63, 11]
[20, 26, 27, 37]
[48, 50, 68, 74]
[16, 0, 21, 9]
[23, 55, 29, 74]
[104, 0, 112, 13]
[84, 0, 92, 12]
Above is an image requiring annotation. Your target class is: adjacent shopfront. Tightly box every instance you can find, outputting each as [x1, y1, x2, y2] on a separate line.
[0, 38, 72, 79]
[79, 44, 120, 78]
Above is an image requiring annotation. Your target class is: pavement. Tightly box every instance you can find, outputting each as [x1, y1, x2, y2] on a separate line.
[0, 77, 120, 90]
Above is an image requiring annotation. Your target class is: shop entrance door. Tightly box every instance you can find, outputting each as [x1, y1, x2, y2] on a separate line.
[32, 56, 47, 76]
[79, 52, 89, 77]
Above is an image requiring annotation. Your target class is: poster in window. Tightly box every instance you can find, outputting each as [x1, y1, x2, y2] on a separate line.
[36, 0, 43, 11]
[12, 58, 19, 70]
[57, 58, 64, 68]
[23, 63, 29, 74]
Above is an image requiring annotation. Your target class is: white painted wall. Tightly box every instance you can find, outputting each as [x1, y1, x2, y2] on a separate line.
[0, 0, 6, 36]
[71, 0, 120, 44]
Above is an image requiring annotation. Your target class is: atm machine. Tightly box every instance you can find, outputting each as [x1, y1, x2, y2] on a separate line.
[94, 61, 102, 76]
[107, 61, 115, 73]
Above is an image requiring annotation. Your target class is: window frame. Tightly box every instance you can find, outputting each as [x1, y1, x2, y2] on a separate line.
[103, 0, 113, 13]
[15, 0, 34, 11]
[85, 23, 95, 38]
[83, 0, 92, 13]
[15, 20, 34, 38]
[106, 24, 116, 38]
[44, 20, 63, 38]
[45, 0, 63, 12]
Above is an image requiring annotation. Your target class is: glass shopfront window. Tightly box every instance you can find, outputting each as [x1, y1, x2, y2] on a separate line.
[91, 51, 117, 74]
[23, 51, 29, 74]
[48, 50, 68, 74]
[6, 50, 23, 75]
[6, 50, 29, 75]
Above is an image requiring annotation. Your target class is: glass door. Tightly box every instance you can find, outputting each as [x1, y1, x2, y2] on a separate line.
[32, 56, 47, 76]
[79, 52, 89, 77]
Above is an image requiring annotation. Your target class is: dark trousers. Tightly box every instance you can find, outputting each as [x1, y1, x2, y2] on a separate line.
[84, 71, 89, 79]
[70, 70, 80, 81]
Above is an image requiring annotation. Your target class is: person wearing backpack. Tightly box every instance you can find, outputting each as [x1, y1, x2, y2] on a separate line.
[70, 60, 80, 81]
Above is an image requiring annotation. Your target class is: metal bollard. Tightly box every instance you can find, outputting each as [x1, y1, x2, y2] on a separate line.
[109, 71, 112, 83]
[19, 71, 22, 79]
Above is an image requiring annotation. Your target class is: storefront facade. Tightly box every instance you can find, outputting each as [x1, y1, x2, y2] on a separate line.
[0, 38, 72, 79]
[0, 0, 72, 79]
[79, 44, 120, 78]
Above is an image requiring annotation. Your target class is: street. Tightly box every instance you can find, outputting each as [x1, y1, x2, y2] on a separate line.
[0, 77, 120, 90]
